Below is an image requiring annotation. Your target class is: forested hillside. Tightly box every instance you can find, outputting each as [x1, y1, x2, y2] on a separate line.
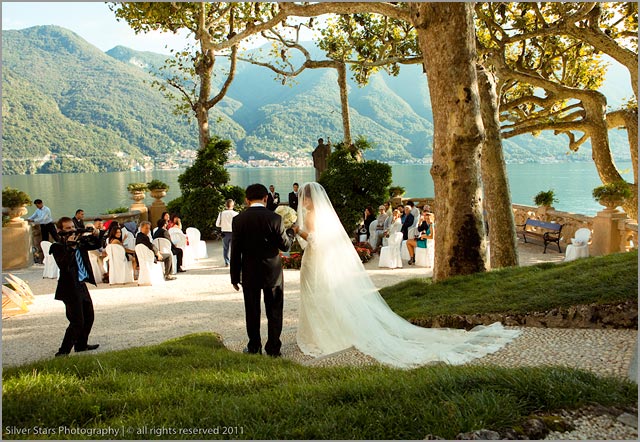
[1, 25, 631, 174]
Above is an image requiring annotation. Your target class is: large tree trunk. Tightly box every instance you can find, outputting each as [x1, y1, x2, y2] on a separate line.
[607, 107, 639, 219]
[336, 62, 353, 149]
[411, 2, 487, 281]
[477, 65, 519, 268]
[195, 48, 215, 149]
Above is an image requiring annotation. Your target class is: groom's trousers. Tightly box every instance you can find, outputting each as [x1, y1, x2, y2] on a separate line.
[243, 284, 284, 356]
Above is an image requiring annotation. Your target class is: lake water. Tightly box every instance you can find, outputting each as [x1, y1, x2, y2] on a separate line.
[4, 162, 633, 220]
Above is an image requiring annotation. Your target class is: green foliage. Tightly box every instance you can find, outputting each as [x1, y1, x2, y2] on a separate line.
[176, 137, 233, 238]
[533, 190, 558, 206]
[381, 250, 638, 320]
[2, 187, 32, 208]
[2, 333, 636, 440]
[319, 139, 392, 235]
[103, 207, 129, 215]
[2, 215, 10, 227]
[221, 185, 246, 206]
[592, 180, 633, 202]
[389, 185, 406, 197]
[126, 182, 148, 192]
[166, 196, 184, 218]
[146, 179, 169, 191]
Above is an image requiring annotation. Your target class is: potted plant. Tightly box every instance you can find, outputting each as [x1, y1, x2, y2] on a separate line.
[389, 185, 406, 198]
[533, 190, 558, 207]
[127, 182, 148, 203]
[2, 187, 32, 220]
[592, 180, 632, 210]
[147, 179, 169, 200]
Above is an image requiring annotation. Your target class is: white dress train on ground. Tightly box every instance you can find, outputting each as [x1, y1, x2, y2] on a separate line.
[295, 182, 521, 369]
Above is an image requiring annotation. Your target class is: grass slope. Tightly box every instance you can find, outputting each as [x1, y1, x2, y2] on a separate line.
[2, 333, 636, 440]
[381, 251, 638, 321]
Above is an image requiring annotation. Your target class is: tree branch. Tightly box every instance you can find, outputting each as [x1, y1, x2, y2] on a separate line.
[206, 45, 237, 109]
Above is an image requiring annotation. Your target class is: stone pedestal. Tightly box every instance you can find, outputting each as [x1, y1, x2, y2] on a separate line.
[2, 219, 33, 270]
[148, 189, 167, 225]
[591, 208, 627, 256]
[129, 192, 148, 222]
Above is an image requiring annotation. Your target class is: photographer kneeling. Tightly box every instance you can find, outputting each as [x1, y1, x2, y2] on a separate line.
[50, 217, 102, 357]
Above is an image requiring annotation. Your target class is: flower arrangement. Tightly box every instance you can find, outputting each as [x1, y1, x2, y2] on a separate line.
[147, 179, 169, 191]
[281, 252, 303, 269]
[2, 187, 32, 208]
[275, 205, 297, 229]
[353, 241, 374, 263]
[127, 182, 148, 192]
[533, 190, 558, 207]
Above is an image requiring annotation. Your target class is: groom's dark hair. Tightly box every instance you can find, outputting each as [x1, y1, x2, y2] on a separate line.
[245, 183, 269, 201]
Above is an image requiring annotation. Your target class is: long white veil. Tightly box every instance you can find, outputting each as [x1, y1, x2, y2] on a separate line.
[295, 182, 520, 369]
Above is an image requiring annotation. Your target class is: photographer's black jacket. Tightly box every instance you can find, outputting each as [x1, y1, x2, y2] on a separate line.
[50, 235, 101, 302]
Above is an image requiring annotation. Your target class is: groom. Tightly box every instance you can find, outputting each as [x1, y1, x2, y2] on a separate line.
[230, 183, 294, 357]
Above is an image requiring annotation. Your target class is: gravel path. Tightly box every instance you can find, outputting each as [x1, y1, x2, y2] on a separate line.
[3, 240, 637, 439]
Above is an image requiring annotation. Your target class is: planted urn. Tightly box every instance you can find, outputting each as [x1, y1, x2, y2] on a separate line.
[592, 181, 632, 211]
[2, 187, 32, 220]
[147, 179, 169, 200]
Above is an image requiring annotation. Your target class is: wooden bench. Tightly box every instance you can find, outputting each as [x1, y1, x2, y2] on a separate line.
[518, 219, 563, 253]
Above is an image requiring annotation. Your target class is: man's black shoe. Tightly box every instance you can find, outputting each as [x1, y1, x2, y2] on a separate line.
[177, 268, 187, 273]
[76, 344, 100, 352]
[243, 347, 262, 355]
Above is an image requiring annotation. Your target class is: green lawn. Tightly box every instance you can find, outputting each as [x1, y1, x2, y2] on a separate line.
[2, 333, 637, 440]
[381, 250, 638, 321]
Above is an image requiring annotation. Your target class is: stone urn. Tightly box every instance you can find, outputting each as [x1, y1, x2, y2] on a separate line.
[597, 197, 622, 212]
[130, 190, 146, 204]
[150, 188, 167, 202]
[6, 205, 28, 221]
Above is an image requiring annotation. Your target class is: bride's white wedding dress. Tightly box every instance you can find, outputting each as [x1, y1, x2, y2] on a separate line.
[295, 182, 520, 369]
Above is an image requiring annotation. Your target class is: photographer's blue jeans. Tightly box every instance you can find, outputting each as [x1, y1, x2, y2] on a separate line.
[222, 232, 232, 265]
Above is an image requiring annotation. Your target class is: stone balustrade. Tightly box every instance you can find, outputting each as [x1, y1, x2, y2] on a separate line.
[512, 204, 594, 249]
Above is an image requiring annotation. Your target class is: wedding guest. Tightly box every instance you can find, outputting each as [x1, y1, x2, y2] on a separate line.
[384, 201, 393, 218]
[26, 198, 59, 262]
[107, 226, 137, 273]
[267, 185, 280, 211]
[407, 211, 433, 265]
[369, 205, 389, 250]
[136, 221, 175, 280]
[72, 209, 85, 230]
[153, 218, 185, 272]
[161, 212, 174, 230]
[288, 183, 299, 212]
[216, 199, 238, 266]
[400, 205, 415, 241]
[382, 208, 403, 246]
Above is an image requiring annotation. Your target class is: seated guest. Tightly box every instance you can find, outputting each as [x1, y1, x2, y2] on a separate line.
[161, 212, 174, 230]
[384, 201, 393, 218]
[170, 215, 183, 231]
[407, 211, 434, 265]
[136, 221, 175, 280]
[106, 226, 138, 274]
[400, 205, 415, 241]
[382, 208, 403, 247]
[407, 200, 420, 223]
[362, 206, 376, 241]
[369, 205, 389, 250]
[153, 218, 185, 273]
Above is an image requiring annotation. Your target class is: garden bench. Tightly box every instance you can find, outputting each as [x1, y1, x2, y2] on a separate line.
[518, 219, 563, 253]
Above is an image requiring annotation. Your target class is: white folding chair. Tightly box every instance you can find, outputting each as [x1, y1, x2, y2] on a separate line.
[153, 237, 177, 275]
[169, 227, 194, 267]
[564, 228, 591, 262]
[186, 227, 208, 259]
[415, 243, 431, 267]
[379, 232, 403, 269]
[87, 250, 105, 284]
[134, 244, 165, 286]
[40, 240, 60, 279]
[105, 244, 134, 285]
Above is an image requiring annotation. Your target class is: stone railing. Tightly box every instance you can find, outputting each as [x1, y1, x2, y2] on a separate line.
[512, 204, 594, 249]
[619, 220, 638, 252]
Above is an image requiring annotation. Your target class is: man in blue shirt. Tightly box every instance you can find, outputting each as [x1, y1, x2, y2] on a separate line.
[27, 199, 59, 263]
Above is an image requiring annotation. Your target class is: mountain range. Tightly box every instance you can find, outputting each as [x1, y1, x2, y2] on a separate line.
[1, 25, 632, 175]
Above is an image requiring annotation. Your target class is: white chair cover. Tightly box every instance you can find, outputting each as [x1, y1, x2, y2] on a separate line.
[135, 244, 165, 286]
[186, 227, 208, 259]
[169, 227, 193, 267]
[122, 228, 136, 251]
[153, 237, 177, 275]
[40, 240, 60, 279]
[87, 250, 105, 284]
[105, 244, 134, 284]
[379, 232, 403, 269]
[401, 239, 411, 261]
[415, 246, 430, 267]
[564, 228, 591, 262]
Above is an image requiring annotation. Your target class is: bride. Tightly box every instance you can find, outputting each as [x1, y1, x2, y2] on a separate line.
[292, 182, 520, 369]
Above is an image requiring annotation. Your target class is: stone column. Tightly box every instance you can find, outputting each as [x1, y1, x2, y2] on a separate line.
[148, 189, 167, 225]
[2, 207, 33, 270]
[591, 208, 628, 256]
[129, 191, 148, 222]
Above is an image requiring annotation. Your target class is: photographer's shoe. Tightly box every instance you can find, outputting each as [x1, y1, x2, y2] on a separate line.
[75, 344, 99, 352]
[165, 275, 177, 281]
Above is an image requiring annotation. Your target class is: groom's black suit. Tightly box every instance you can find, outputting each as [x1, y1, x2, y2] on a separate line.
[230, 205, 293, 356]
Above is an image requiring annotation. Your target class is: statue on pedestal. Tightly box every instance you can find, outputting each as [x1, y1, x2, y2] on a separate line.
[312, 137, 331, 181]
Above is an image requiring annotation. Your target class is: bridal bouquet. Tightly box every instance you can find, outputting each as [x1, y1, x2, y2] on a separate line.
[275, 205, 297, 229]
